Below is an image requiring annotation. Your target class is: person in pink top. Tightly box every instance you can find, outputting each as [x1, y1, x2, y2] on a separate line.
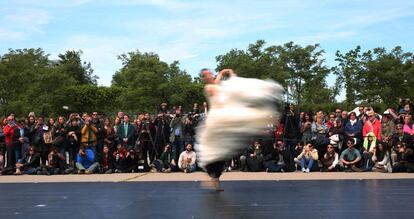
[403, 115, 414, 135]
[362, 110, 382, 141]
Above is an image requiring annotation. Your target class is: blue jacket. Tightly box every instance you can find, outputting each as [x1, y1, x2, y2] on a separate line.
[345, 120, 363, 138]
[77, 149, 95, 169]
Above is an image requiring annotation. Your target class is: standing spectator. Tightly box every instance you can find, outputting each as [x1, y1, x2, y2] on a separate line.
[80, 116, 98, 149]
[154, 113, 171, 160]
[362, 110, 382, 141]
[158, 103, 169, 114]
[27, 115, 37, 143]
[344, 112, 363, 149]
[136, 113, 156, 162]
[66, 118, 81, 166]
[295, 143, 319, 173]
[150, 144, 177, 173]
[14, 146, 40, 175]
[371, 142, 391, 173]
[99, 145, 114, 174]
[321, 144, 339, 172]
[282, 105, 300, 158]
[339, 138, 362, 172]
[341, 111, 349, 128]
[13, 119, 30, 165]
[312, 115, 329, 159]
[402, 115, 414, 136]
[76, 146, 99, 174]
[113, 116, 121, 136]
[33, 117, 48, 165]
[328, 119, 344, 151]
[300, 112, 313, 145]
[335, 109, 342, 119]
[326, 113, 336, 129]
[3, 115, 17, 167]
[53, 116, 67, 159]
[91, 112, 104, 157]
[103, 118, 116, 153]
[381, 112, 395, 148]
[178, 143, 196, 173]
[170, 109, 185, 159]
[117, 115, 135, 150]
[183, 114, 196, 146]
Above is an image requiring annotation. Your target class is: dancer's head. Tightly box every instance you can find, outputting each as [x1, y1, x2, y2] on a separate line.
[200, 68, 214, 84]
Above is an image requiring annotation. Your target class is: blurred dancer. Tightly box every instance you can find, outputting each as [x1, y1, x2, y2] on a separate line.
[197, 68, 282, 191]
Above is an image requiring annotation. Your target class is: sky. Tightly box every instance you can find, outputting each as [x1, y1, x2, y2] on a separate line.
[1, 0, 414, 100]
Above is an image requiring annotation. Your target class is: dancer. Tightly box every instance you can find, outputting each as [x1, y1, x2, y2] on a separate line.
[197, 68, 282, 191]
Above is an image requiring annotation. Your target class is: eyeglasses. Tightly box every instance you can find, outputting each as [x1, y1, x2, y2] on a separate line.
[347, 142, 353, 145]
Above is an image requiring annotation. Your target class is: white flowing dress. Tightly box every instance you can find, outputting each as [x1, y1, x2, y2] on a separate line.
[196, 76, 283, 168]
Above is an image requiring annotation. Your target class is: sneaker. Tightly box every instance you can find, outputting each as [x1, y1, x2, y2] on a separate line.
[351, 166, 362, 172]
[163, 168, 171, 173]
[301, 168, 306, 172]
[184, 169, 188, 173]
[85, 170, 92, 175]
[305, 168, 310, 173]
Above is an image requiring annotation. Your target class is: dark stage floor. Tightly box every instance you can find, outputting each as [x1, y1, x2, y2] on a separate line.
[1, 179, 414, 219]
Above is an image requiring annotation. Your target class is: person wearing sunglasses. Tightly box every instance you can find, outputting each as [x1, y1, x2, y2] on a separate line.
[321, 144, 339, 172]
[339, 138, 362, 172]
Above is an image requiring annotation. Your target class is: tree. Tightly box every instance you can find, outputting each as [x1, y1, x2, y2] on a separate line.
[57, 50, 97, 85]
[333, 46, 363, 108]
[112, 50, 204, 113]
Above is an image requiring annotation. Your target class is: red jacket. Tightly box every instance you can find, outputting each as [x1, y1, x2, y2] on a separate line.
[3, 124, 16, 145]
[362, 119, 382, 141]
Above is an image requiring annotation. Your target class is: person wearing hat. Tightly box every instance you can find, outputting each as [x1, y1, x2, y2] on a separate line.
[362, 110, 382, 141]
[381, 111, 395, 147]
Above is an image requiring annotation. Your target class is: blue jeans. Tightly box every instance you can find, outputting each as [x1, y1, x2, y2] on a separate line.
[300, 157, 315, 170]
[182, 164, 197, 173]
[76, 162, 99, 173]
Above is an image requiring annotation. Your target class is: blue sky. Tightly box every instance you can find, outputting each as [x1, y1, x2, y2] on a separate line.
[1, 0, 414, 100]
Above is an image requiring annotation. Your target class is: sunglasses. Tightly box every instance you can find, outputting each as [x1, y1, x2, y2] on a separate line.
[347, 142, 353, 145]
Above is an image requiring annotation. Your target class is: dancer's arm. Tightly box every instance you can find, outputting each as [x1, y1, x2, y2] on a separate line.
[214, 69, 236, 84]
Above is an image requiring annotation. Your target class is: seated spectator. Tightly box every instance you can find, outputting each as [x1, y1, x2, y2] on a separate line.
[361, 132, 377, 170]
[76, 146, 99, 174]
[15, 146, 40, 175]
[392, 124, 412, 149]
[135, 147, 150, 172]
[122, 148, 139, 173]
[371, 142, 391, 173]
[340, 138, 362, 172]
[240, 141, 264, 172]
[113, 143, 127, 173]
[294, 143, 318, 173]
[38, 147, 66, 175]
[392, 143, 414, 173]
[321, 144, 339, 172]
[178, 143, 196, 173]
[263, 141, 294, 172]
[99, 145, 114, 174]
[150, 144, 177, 173]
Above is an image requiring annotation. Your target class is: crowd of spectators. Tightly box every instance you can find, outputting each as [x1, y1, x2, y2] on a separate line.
[1, 98, 413, 176]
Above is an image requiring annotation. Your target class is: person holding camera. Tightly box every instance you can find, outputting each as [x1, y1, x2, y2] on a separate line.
[263, 141, 294, 172]
[154, 113, 171, 160]
[135, 113, 156, 162]
[112, 143, 127, 173]
[37, 146, 66, 175]
[392, 142, 414, 173]
[80, 116, 98, 149]
[76, 146, 99, 174]
[150, 143, 177, 173]
[294, 143, 319, 173]
[178, 143, 196, 173]
[65, 118, 81, 167]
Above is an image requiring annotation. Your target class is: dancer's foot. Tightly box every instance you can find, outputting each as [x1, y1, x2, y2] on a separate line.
[200, 178, 224, 192]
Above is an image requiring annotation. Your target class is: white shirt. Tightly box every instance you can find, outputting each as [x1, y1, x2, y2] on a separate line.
[178, 151, 196, 168]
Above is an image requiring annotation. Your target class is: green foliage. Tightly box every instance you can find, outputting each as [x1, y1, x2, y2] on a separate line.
[112, 51, 204, 113]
